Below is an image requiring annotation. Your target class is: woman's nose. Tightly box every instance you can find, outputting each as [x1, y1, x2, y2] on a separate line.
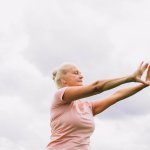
[79, 74, 83, 79]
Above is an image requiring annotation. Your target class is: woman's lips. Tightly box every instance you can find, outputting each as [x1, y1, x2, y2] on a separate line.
[78, 80, 83, 82]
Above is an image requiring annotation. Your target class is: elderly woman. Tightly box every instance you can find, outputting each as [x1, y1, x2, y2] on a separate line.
[46, 62, 150, 150]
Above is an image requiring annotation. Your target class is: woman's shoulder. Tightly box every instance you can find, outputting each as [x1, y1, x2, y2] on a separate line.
[54, 87, 68, 98]
[51, 87, 69, 108]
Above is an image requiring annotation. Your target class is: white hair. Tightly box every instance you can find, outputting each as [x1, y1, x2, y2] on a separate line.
[52, 62, 76, 88]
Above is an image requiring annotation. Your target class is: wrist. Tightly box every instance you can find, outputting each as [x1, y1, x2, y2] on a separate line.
[139, 83, 149, 89]
[126, 75, 135, 82]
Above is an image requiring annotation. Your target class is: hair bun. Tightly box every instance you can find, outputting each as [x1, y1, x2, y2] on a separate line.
[52, 70, 57, 80]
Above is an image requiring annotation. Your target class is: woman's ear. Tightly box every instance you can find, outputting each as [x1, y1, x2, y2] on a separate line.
[61, 78, 67, 85]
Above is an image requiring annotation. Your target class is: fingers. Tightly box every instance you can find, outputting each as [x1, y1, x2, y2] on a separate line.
[137, 62, 149, 76]
[141, 63, 149, 73]
[139, 61, 144, 68]
[137, 62, 150, 86]
[146, 66, 150, 82]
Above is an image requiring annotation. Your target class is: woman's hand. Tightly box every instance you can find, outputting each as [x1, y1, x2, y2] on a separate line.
[145, 65, 150, 85]
[130, 61, 149, 85]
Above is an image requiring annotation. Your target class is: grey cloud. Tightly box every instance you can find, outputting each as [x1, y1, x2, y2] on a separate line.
[91, 116, 150, 150]
[0, 96, 49, 150]
[1, 0, 150, 150]
[22, 0, 113, 74]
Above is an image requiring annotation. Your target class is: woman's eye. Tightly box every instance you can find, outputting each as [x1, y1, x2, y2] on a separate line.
[74, 71, 78, 74]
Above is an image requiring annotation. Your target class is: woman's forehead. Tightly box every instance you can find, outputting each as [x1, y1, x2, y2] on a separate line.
[60, 64, 81, 73]
[65, 65, 80, 72]
[68, 66, 78, 71]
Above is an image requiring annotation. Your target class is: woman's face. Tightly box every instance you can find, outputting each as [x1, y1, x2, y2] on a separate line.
[62, 65, 84, 86]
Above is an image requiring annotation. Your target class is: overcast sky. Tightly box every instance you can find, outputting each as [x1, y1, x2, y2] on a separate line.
[0, 0, 150, 150]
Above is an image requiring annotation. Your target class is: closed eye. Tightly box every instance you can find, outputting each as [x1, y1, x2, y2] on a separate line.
[74, 71, 79, 74]
[73, 70, 82, 75]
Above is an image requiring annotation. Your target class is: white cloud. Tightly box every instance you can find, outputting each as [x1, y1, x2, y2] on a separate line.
[0, 0, 150, 149]
[0, 96, 50, 150]
[91, 115, 150, 150]
[0, 137, 26, 150]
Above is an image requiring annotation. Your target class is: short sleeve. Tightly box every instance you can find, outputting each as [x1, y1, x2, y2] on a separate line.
[51, 87, 68, 108]
[87, 101, 95, 116]
[56, 87, 68, 101]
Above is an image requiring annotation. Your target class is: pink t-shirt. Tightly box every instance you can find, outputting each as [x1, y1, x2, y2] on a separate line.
[47, 87, 95, 150]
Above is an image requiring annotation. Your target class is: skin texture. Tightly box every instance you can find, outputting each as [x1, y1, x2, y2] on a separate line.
[56, 62, 150, 116]
[60, 65, 84, 87]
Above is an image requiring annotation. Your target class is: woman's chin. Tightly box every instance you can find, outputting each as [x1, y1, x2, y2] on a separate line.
[77, 82, 83, 86]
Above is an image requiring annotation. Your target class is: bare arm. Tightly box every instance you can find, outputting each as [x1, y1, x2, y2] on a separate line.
[92, 83, 148, 116]
[92, 66, 150, 115]
[94, 61, 148, 92]
[92, 75, 133, 93]
[63, 75, 133, 103]
[63, 62, 148, 103]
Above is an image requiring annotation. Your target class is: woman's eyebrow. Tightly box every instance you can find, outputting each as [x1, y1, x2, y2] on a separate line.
[76, 70, 82, 74]
[73, 70, 79, 73]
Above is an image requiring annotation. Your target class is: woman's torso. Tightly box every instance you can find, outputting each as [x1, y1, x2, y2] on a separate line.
[47, 87, 95, 150]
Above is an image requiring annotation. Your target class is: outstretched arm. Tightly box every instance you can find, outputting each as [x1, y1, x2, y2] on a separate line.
[93, 61, 148, 93]
[63, 62, 148, 103]
[92, 83, 147, 116]
[91, 66, 150, 116]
